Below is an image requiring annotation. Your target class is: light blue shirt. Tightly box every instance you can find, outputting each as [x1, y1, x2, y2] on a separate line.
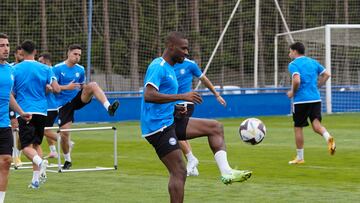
[0, 62, 14, 127]
[13, 60, 55, 116]
[288, 56, 325, 104]
[174, 58, 203, 94]
[140, 57, 178, 137]
[53, 62, 85, 107]
[46, 66, 59, 111]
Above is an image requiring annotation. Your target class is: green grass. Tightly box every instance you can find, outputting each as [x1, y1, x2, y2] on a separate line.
[6, 114, 360, 203]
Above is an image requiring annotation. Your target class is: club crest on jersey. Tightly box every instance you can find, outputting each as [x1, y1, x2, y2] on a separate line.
[180, 69, 185, 75]
[76, 72, 80, 77]
[169, 137, 177, 145]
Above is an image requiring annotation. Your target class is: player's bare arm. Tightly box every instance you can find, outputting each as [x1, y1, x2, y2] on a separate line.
[287, 74, 300, 98]
[144, 84, 202, 104]
[200, 76, 226, 106]
[318, 70, 331, 88]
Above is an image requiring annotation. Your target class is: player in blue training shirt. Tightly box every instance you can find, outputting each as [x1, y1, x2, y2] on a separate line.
[287, 42, 335, 165]
[13, 40, 61, 189]
[52, 44, 120, 170]
[141, 31, 252, 203]
[174, 58, 226, 176]
[38, 53, 59, 159]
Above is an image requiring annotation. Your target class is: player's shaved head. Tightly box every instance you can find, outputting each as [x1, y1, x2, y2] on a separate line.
[165, 31, 187, 47]
[21, 40, 36, 55]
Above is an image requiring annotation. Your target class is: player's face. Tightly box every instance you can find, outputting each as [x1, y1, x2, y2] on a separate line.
[0, 38, 10, 62]
[172, 38, 189, 63]
[38, 56, 51, 66]
[67, 49, 81, 64]
[14, 50, 24, 62]
[288, 49, 296, 59]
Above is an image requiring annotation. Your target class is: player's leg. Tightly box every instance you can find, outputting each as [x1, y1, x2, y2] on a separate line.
[179, 140, 199, 176]
[309, 102, 335, 155]
[289, 103, 308, 164]
[80, 82, 119, 116]
[161, 150, 186, 203]
[0, 128, 14, 202]
[185, 118, 251, 184]
[60, 121, 72, 169]
[44, 111, 59, 158]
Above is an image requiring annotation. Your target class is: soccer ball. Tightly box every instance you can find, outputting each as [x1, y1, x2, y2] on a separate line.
[239, 118, 266, 145]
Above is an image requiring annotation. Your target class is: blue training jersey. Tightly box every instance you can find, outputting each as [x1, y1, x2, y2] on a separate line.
[140, 57, 179, 137]
[46, 66, 59, 111]
[174, 58, 203, 94]
[13, 60, 56, 116]
[53, 62, 85, 107]
[288, 56, 326, 104]
[0, 62, 14, 127]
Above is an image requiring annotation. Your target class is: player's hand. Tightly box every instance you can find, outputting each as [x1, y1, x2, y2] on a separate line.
[46, 84, 53, 93]
[67, 80, 82, 90]
[20, 113, 32, 122]
[287, 90, 294, 98]
[183, 92, 202, 104]
[10, 118, 19, 129]
[216, 95, 227, 107]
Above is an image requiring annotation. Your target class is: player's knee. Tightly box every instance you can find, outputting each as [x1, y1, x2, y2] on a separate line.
[0, 156, 12, 169]
[210, 120, 224, 136]
[87, 82, 99, 90]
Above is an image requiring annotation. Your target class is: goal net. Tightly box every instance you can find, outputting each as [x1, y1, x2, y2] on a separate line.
[275, 25, 360, 113]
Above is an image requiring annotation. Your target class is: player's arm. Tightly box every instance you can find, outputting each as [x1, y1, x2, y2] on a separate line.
[287, 74, 300, 98]
[59, 80, 81, 90]
[50, 79, 61, 93]
[199, 75, 226, 106]
[9, 94, 32, 121]
[318, 70, 330, 88]
[144, 84, 202, 104]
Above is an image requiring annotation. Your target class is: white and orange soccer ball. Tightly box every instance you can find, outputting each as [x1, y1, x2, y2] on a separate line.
[239, 118, 266, 145]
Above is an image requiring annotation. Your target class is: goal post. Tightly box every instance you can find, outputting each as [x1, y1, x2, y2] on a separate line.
[274, 24, 360, 113]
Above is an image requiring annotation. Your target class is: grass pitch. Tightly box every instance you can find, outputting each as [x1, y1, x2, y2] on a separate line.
[6, 113, 360, 203]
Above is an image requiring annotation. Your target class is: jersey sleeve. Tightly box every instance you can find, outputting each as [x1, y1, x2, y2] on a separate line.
[52, 66, 60, 82]
[315, 60, 326, 75]
[190, 62, 203, 78]
[144, 65, 163, 91]
[288, 62, 300, 78]
[47, 67, 56, 85]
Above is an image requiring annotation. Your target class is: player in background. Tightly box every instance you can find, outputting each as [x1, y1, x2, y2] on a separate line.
[13, 40, 61, 189]
[141, 31, 252, 203]
[9, 45, 24, 168]
[53, 44, 120, 170]
[38, 53, 59, 159]
[174, 59, 226, 176]
[0, 33, 31, 203]
[287, 42, 336, 165]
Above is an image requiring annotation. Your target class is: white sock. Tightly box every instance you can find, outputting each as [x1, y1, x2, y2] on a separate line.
[296, 149, 304, 160]
[186, 151, 196, 161]
[0, 191, 5, 203]
[214, 150, 232, 175]
[64, 153, 71, 162]
[32, 155, 43, 167]
[103, 101, 110, 110]
[49, 145, 57, 153]
[32, 171, 40, 183]
[322, 131, 331, 142]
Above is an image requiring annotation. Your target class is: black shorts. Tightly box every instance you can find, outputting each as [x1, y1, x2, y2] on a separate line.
[18, 114, 46, 149]
[145, 124, 180, 159]
[0, 127, 13, 155]
[45, 110, 58, 127]
[58, 90, 91, 126]
[293, 102, 322, 127]
[173, 103, 194, 140]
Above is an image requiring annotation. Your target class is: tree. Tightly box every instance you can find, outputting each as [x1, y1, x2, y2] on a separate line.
[190, 0, 201, 66]
[103, 0, 113, 90]
[129, 0, 140, 91]
[40, 0, 48, 52]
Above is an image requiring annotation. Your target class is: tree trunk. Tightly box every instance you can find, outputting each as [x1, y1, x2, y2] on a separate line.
[129, 0, 140, 91]
[343, 0, 350, 85]
[15, 0, 20, 45]
[301, 0, 306, 29]
[82, 0, 88, 39]
[219, 0, 224, 88]
[238, 3, 244, 87]
[40, 0, 48, 52]
[190, 0, 201, 66]
[258, 2, 265, 87]
[175, 0, 179, 31]
[157, 0, 162, 56]
[103, 0, 113, 91]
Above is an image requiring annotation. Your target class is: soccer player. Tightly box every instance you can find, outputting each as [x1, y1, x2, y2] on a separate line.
[141, 31, 252, 203]
[13, 40, 61, 189]
[38, 53, 59, 158]
[287, 42, 336, 164]
[174, 59, 226, 176]
[53, 44, 120, 170]
[0, 33, 31, 203]
[9, 45, 23, 66]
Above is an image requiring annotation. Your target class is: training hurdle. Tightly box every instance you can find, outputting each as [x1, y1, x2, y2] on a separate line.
[46, 126, 118, 173]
